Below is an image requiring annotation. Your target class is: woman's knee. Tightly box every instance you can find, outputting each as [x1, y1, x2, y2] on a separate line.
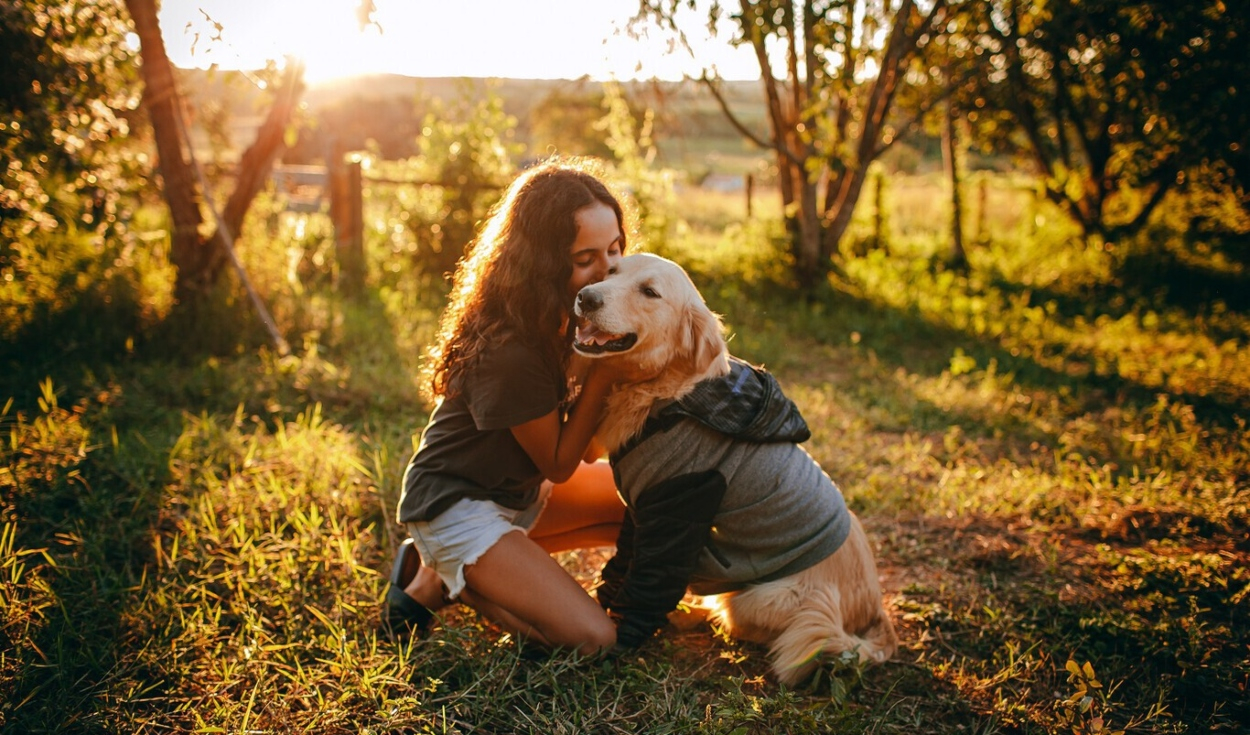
[556, 614, 615, 655]
[586, 614, 617, 650]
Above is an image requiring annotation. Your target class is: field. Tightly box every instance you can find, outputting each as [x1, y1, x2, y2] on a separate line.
[2, 162, 1248, 733]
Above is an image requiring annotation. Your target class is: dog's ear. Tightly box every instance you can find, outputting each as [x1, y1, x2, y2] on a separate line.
[681, 300, 730, 380]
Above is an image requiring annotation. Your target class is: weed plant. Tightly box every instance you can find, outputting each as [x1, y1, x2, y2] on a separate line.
[2, 171, 1247, 733]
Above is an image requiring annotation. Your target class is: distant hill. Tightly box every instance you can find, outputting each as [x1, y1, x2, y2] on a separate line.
[176, 68, 771, 172]
[179, 68, 763, 123]
[302, 73, 764, 114]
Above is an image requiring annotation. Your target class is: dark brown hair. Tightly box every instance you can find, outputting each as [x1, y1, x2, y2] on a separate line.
[426, 157, 628, 399]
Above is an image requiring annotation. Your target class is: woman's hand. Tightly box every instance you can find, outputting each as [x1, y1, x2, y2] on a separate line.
[583, 356, 653, 388]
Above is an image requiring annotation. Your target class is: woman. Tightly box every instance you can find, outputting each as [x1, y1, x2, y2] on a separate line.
[385, 158, 631, 655]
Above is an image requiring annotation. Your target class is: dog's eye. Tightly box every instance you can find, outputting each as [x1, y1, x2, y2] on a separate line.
[641, 285, 661, 299]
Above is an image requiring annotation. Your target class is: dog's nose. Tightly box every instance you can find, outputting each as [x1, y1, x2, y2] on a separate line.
[576, 288, 602, 314]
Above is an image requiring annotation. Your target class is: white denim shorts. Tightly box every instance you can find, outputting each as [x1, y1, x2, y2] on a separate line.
[406, 483, 551, 600]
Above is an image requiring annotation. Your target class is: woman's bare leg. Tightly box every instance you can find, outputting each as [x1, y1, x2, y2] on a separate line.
[461, 530, 616, 655]
[529, 460, 625, 553]
[402, 565, 449, 610]
[400, 461, 621, 614]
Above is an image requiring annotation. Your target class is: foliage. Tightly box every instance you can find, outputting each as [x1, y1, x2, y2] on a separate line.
[960, 0, 1250, 241]
[379, 81, 524, 278]
[635, 0, 954, 288]
[596, 81, 679, 257]
[0, 0, 142, 244]
[530, 86, 619, 161]
[0, 218, 174, 373]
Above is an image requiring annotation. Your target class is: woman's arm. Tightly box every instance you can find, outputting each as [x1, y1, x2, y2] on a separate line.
[510, 363, 617, 484]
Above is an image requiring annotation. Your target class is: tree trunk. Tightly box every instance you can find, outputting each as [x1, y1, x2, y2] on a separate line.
[124, 0, 216, 302]
[820, 0, 930, 262]
[741, 0, 827, 287]
[124, 0, 302, 303]
[873, 169, 888, 254]
[796, 174, 822, 289]
[942, 88, 967, 269]
[217, 62, 303, 246]
[699, 0, 944, 289]
[821, 166, 872, 262]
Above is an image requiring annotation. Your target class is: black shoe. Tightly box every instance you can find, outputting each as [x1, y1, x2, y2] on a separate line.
[383, 538, 434, 642]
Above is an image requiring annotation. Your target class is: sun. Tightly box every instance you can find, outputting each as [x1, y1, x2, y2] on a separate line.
[283, 4, 397, 84]
[161, 0, 394, 85]
[159, 0, 763, 83]
[269, 1, 388, 84]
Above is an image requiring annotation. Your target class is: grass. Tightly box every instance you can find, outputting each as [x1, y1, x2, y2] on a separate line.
[2, 173, 1248, 733]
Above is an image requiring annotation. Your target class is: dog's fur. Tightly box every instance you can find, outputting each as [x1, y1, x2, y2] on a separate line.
[574, 253, 897, 685]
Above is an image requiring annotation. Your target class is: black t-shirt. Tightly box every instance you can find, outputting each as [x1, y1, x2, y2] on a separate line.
[398, 337, 565, 523]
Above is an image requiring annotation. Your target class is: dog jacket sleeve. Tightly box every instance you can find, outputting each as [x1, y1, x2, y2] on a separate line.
[596, 512, 635, 611]
[607, 469, 727, 649]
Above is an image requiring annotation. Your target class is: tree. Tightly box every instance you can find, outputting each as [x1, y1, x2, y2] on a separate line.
[1, 0, 139, 243]
[403, 83, 523, 277]
[122, 0, 303, 303]
[973, 0, 1249, 242]
[637, 0, 951, 288]
[530, 87, 619, 160]
[941, 82, 968, 269]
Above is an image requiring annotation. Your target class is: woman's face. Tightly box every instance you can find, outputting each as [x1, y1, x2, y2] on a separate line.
[566, 202, 623, 299]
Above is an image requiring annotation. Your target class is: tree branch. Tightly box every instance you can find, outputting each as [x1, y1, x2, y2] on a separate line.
[872, 63, 982, 161]
[213, 62, 304, 246]
[697, 73, 775, 152]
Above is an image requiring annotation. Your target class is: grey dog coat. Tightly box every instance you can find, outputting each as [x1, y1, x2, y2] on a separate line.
[599, 356, 852, 648]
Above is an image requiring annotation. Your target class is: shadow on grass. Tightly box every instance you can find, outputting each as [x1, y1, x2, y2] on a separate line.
[0, 281, 273, 730]
[1117, 238, 1250, 313]
[877, 514, 1250, 732]
[0, 274, 420, 730]
[0, 400, 174, 732]
[0, 281, 144, 408]
[0, 269, 275, 415]
[875, 275, 1243, 421]
[985, 248, 1250, 353]
[721, 274, 1243, 453]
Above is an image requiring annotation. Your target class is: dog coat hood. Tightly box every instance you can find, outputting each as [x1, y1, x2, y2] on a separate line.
[613, 357, 811, 460]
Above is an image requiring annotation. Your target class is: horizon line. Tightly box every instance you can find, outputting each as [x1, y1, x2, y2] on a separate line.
[175, 65, 764, 88]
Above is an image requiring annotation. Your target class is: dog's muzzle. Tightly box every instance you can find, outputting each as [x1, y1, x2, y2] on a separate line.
[573, 286, 637, 355]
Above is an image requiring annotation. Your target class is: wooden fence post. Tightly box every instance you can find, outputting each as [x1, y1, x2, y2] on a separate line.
[745, 173, 754, 218]
[977, 176, 989, 245]
[942, 86, 968, 269]
[874, 169, 887, 254]
[329, 150, 364, 295]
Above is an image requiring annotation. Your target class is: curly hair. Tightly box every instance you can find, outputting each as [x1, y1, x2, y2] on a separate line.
[425, 157, 628, 399]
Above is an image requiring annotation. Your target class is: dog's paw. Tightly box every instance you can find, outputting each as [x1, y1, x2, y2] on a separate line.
[667, 604, 712, 631]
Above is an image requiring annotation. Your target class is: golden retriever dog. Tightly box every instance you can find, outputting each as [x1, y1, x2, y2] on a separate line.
[573, 253, 896, 685]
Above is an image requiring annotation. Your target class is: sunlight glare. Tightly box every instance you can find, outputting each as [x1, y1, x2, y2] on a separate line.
[164, 0, 386, 84]
[272, 1, 384, 84]
[159, 0, 762, 82]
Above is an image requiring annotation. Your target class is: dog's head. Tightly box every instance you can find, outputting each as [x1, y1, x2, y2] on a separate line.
[572, 253, 729, 386]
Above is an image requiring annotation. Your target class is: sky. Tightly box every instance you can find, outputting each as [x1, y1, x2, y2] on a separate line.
[155, 0, 763, 84]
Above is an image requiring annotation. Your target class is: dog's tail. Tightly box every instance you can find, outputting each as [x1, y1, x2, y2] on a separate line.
[768, 587, 898, 686]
